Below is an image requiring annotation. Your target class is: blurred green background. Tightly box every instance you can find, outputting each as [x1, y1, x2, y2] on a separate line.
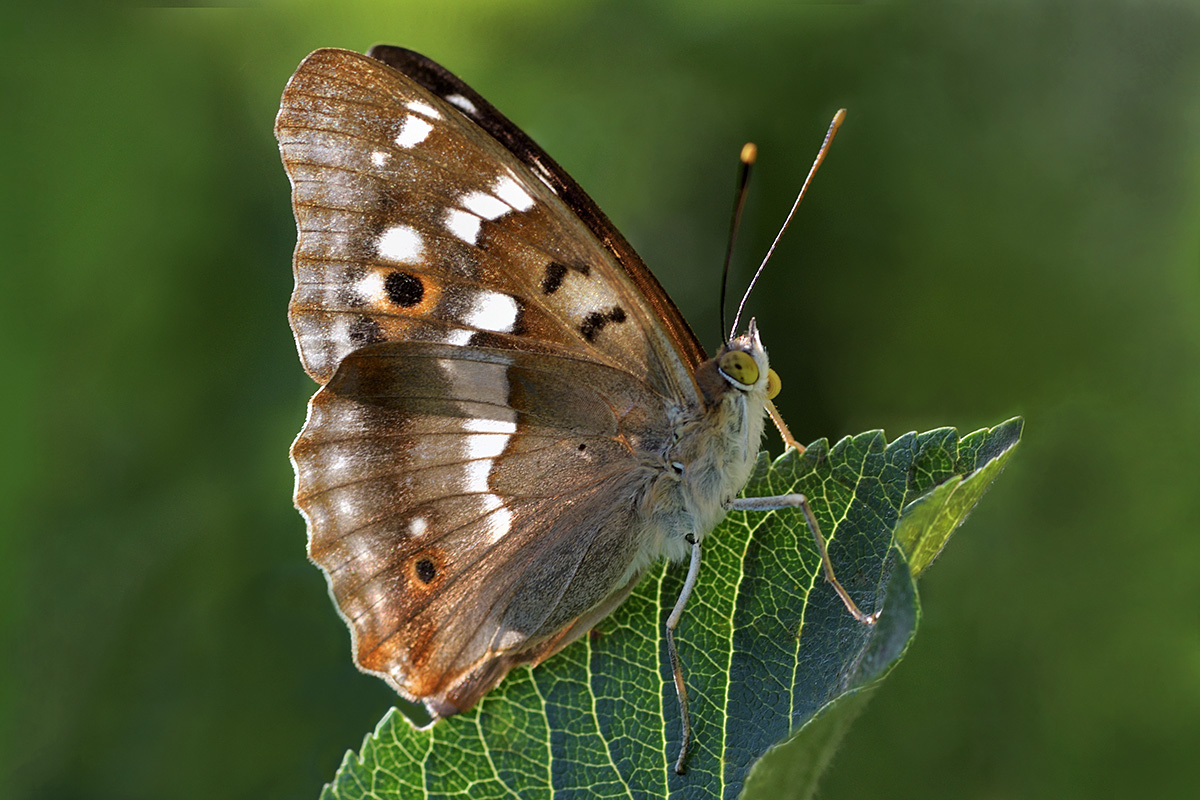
[4, 1, 1198, 797]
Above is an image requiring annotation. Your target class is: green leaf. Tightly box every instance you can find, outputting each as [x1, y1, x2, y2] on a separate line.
[740, 417, 1022, 800]
[319, 420, 1022, 799]
[893, 417, 1024, 578]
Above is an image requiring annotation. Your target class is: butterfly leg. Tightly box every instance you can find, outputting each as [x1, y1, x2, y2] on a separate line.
[731, 493, 880, 625]
[766, 399, 805, 454]
[667, 534, 702, 775]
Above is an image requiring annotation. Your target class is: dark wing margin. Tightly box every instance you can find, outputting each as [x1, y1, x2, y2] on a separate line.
[367, 44, 708, 372]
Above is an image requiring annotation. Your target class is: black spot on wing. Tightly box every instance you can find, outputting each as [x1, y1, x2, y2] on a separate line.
[580, 312, 605, 341]
[385, 271, 424, 307]
[415, 558, 437, 583]
[541, 262, 568, 295]
[579, 306, 628, 342]
[540, 260, 590, 295]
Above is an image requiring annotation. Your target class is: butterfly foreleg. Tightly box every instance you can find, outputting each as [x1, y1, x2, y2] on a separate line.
[729, 493, 880, 625]
[766, 398, 805, 454]
[666, 534, 702, 775]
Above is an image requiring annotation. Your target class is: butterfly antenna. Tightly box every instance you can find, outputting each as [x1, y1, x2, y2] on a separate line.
[729, 108, 846, 339]
[719, 142, 757, 345]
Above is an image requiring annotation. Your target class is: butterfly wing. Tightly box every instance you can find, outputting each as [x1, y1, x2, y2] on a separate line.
[278, 48, 703, 396]
[365, 44, 707, 374]
[293, 342, 668, 713]
[276, 48, 704, 713]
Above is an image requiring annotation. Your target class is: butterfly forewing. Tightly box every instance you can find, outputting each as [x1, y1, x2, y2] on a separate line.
[277, 48, 700, 400]
[276, 49, 706, 714]
[365, 45, 708, 374]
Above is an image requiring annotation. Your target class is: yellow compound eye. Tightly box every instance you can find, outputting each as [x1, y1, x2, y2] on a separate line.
[766, 368, 781, 400]
[718, 350, 759, 387]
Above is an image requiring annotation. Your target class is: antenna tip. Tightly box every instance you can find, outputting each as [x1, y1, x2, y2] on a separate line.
[740, 142, 758, 165]
[833, 108, 847, 125]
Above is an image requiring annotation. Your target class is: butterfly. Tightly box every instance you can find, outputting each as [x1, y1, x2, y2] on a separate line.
[275, 45, 876, 774]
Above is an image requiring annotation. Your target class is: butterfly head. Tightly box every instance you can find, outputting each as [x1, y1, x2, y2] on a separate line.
[719, 319, 781, 399]
[697, 318, 781, 406]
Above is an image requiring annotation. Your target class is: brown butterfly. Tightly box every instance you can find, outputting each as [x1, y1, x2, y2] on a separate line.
[275, 46, 875, 774]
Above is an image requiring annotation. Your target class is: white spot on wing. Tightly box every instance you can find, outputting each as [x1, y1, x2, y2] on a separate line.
[460, 191, 510, 220]
[446, 93, 478, 115]
[329, 313, 349, 342]
[354, 270, 387, 304]
[445, 208, 482, 244]
[463, 460, 490, 493]
[371, 151, 390, 167]
[405, 99, 441, 119]
[464, 417, 519, 435]
[477, 491, 514, 542]
[394, 114, 433, 148]
[437, 356, 516, 543]
[376, 225, 423, 263]
[464, 290, 519, 333]
[493, 173, 535, 211]
[409, 517, 428, 536]
[485, 505, 513, 544]
[463, 418, 518, 460]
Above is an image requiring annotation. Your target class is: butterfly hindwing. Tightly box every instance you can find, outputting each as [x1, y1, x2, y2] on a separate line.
[292, 342, 670, 711]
